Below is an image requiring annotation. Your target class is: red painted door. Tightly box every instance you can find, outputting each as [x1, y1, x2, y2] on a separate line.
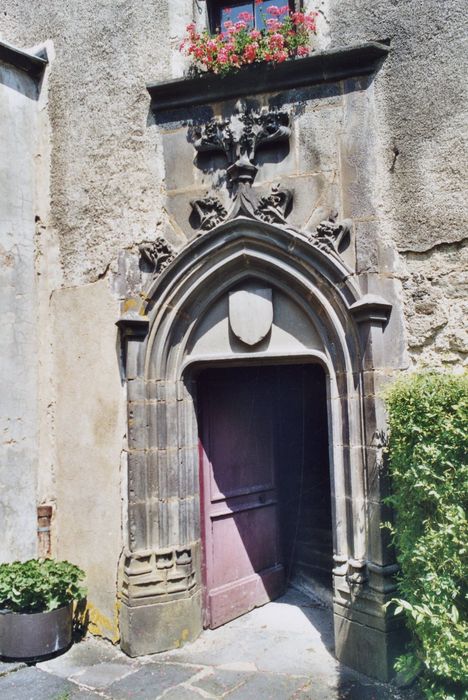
[198, 366, 285, 629]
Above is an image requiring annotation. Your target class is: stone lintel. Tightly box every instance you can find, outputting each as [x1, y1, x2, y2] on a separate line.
[0, 40, 48, 78]
[147, 42, 390, 112]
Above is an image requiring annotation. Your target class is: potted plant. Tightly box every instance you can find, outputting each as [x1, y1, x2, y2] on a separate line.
[179, 5, 318, 75]
[0, 559, 86, 659]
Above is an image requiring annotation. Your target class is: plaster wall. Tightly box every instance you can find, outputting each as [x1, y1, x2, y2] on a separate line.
[52, 279, 125, 638]
[0, 60, 40, 562]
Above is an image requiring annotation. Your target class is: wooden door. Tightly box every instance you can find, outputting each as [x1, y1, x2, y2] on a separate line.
[198, 366, 285, 629]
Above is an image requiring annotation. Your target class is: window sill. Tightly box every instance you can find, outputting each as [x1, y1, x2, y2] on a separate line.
[147, 41, 389, 113]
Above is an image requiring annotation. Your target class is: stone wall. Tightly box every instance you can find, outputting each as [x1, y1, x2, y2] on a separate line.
[0, 57, 42, 562]
[0, 0, 465, 640]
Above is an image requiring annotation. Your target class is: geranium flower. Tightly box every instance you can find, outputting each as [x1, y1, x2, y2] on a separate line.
[265, 18, 281, 30]
[238, 11, 253, 22]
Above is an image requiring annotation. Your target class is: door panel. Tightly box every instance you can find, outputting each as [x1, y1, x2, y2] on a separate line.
[199, 366, 285, 629]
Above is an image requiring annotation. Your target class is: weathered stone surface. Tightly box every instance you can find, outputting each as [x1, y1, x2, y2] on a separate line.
[0, 59, 42, 563]
[52, 280, 125, 637]
[108, 662, 201, 700]
[120, 588, 202, 656]
[334, 612, 407, 682]
[0, 667, 76, 700]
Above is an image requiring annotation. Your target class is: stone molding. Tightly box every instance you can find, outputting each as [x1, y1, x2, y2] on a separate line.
[121, 545, 198, 607]
[147, 42, 390, 112]
[0, 40, 48, 78]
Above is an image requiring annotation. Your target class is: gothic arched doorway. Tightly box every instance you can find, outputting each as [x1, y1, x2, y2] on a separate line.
[117, 218, 399, 680]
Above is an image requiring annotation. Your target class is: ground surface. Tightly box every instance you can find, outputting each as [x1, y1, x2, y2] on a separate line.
[0, 589, 420, 700]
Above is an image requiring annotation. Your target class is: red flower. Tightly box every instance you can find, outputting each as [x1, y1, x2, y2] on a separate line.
[238, 11, 253, 22]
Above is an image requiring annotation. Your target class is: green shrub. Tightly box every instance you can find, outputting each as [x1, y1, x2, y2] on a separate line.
[0, 559, 86, 613]
[384, 371, 468, 700]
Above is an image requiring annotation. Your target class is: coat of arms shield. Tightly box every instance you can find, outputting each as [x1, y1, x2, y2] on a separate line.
[228, 287, 273, 346]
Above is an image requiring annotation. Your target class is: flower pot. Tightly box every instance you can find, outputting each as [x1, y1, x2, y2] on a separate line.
[0, 603, 73, 659]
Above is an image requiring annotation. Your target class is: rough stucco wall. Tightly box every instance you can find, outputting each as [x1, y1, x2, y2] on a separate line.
[327, 0, 467, 366]
[52, 279, 125, 639]
[0, 60, 40, 562]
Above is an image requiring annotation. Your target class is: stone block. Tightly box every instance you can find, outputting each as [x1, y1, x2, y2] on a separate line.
[334, 610, 405, 682]
[340, 78, 377, 220]
[355, 221, 399, 275]
[127, 401, 148, 450]
[128, 501, 149, 551]
[367, 498, 395, 567]
[127, 377, 146, 402]
[0, 668, 76, 700]
[127, 450, 148, 502]
[162, 128, 197, 191]
[120, 589, 202, 656]
[255, 136, 297, 183]
[125, 337, 146, 380]
[280, 173, 332, 230]
[297, 104, 341, 175]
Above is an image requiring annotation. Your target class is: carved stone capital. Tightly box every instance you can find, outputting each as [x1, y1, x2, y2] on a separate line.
[349, 294, 392, 326]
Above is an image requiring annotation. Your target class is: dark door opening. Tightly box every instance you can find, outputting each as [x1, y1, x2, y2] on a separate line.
[197, 363, 332, 629]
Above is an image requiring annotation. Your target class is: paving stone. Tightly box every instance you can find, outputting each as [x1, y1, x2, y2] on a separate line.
[0, 666, 76, 700]
[107, 661, 202, 700]
[224, 671, 309, 699]
[69, 661, 139, 689]
[37, 637, 123, 679]
[192, 668, 253, 696]
[161, 686, 208, 699]
[0, 660, 26, 677]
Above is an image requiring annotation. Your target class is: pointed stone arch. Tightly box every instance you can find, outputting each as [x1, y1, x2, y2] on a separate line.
[117, 217, 398, 679]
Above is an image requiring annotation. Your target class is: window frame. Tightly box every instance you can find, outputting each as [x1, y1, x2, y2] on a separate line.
[207, 0, 302, 35]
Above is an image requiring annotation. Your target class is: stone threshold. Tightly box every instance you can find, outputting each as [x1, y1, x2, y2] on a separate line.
[147, 41, 390, 112]
[0, 40, 48, 78]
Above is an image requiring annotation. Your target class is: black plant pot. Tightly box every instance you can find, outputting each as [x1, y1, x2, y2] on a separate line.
[0, 603, 73, 659]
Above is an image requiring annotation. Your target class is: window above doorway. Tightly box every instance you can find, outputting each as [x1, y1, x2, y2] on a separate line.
[207, 0, 299, 34]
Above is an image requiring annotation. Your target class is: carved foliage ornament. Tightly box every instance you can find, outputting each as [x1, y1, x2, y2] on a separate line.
[190, 105, 352, 262]
[190, 183, 293, 232]
[193, 107, 291, 184]
[139, 237, 175, 276]
[309, 212, 351, 254]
